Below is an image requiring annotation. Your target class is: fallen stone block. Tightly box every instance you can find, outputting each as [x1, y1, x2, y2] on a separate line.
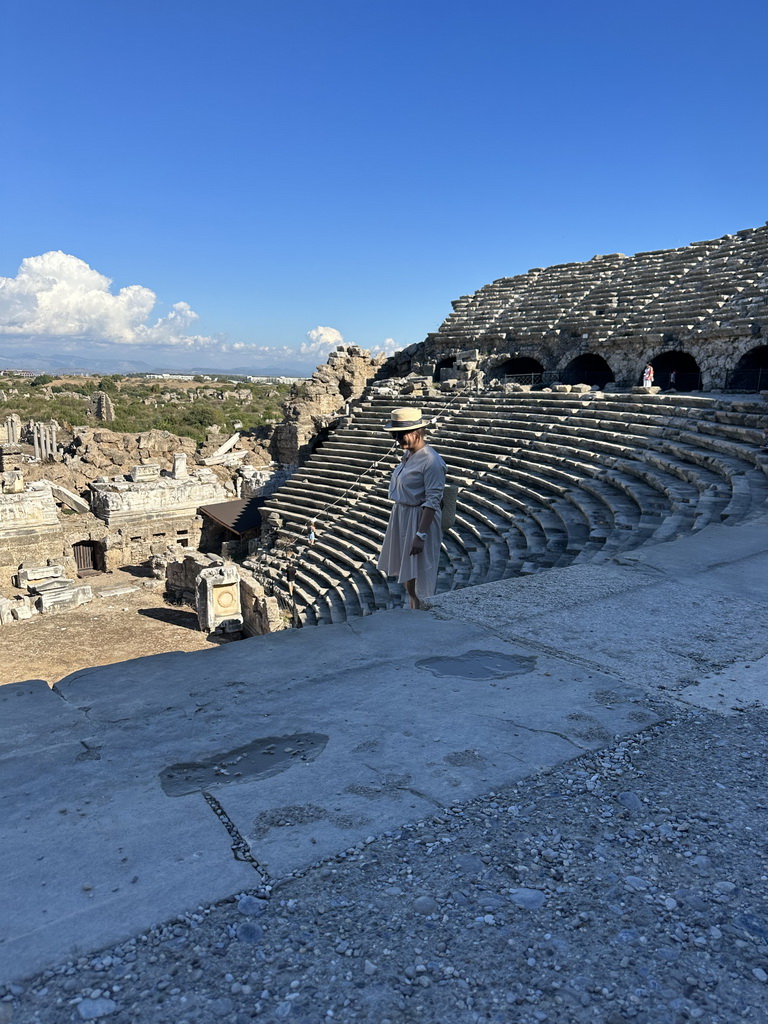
[128, 463, 161, 482]
[11, 598, 35, 621]
[45, 481, 90, 514]
[97, 586, 139, 598]
[15, 564, 66, 586]
[37, 585, 93, 614]
[0, 598, 14, 626]
[28, 579, 76, 595]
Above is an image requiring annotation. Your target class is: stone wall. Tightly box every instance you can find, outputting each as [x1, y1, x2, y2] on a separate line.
[104, 514, 204, 571]
[385, 224, 768, 389]
[89, 466, 232, 525]
[271, 345, 386, 465]
[240, 573, 287, 636]
[0, 501, 111, 587]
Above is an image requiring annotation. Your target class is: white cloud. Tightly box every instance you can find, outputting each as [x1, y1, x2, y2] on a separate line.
[370, 336, 400, 357]
[300, 327, 402, 360]
[0, 251, 309, 372]
[300, 325, 346, 355]
[0, 251, 228, 350]
[0, 252, 405, 372]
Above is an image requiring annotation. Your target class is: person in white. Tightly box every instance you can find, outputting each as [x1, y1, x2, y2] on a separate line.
[378, 407, 446, 610]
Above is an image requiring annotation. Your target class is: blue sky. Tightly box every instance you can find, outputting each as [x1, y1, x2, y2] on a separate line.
[1, 0, 766, 374]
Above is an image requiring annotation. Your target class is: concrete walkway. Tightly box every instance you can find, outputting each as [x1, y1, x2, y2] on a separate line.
[2, 516, 767, 984]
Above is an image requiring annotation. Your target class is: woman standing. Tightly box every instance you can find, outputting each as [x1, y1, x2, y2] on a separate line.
[378, 407, 446, 610]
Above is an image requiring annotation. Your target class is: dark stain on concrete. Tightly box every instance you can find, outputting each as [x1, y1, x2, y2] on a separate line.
[417, 649, 537, 680]
[160, 733, 328, 796]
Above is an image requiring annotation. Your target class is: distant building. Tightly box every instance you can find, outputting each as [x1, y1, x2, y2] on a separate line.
[145, 373, 195, 381]
[246, 375, 305, 384]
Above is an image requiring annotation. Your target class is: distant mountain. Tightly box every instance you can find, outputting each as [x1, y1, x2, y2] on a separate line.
[0, 351, 158, 374]
[188, 363, 311, 378]
[0, 350, 311, 378]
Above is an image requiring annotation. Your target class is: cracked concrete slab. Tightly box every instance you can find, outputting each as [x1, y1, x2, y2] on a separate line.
[2, 517, 766, 984]
[429, 525, 768, 692]
[2, 613, 654, 982]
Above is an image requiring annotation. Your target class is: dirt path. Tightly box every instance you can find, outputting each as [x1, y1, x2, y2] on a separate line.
[0, 572, 222, 687]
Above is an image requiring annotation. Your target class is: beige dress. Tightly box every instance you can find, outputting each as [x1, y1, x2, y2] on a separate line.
[378, 444, 446, 599]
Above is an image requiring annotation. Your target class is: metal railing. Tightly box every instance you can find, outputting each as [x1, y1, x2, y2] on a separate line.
[724, 367, 768, 392]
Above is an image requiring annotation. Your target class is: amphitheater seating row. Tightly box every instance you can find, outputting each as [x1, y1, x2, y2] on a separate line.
[438, 227, 766, 348]
[253, 389, 768, 626]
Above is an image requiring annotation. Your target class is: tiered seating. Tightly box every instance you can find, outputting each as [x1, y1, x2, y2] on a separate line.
[434, 226, 767, 349]
[250, 390, 768, 626]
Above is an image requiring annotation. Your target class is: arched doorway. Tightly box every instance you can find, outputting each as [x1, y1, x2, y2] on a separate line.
[489, 356, 545, 386]
[649, 350, 701, 392]
[729, 345, 768, 391]
[561, 353, 614, 388]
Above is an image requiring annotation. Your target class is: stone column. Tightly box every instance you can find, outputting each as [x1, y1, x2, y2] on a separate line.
[7, 415, 21, 443]
[33, 424, 41, 461]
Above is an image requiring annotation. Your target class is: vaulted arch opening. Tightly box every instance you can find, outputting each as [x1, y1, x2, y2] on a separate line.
[649, 350, 701, 391]
[729, 345, 768, 391]
[561, 353, 614, 388]
[489, 356, 545, 385]
[433, 357, 455, 382]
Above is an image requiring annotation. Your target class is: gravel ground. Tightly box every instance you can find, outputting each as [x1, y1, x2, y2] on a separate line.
[4, 703, 768, 1024]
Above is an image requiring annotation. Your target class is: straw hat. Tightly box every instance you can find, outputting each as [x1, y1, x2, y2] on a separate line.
[383, 407, 431, 432]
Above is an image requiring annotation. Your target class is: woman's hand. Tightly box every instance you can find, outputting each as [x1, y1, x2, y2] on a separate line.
[409, 535, 425, 556]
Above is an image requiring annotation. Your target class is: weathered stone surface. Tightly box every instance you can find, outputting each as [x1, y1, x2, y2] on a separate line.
[128, 463, 161, 482]
[16, 563, 66, 585]
[45, 480, 90, 513]
[195, 564, 243, 632]
[165, 551, 225, 604]
[90, 469, 232, 525]
[87, 390, 115, 422]
[37, 584, 92, 613]
[384, 223, 768, 389]
[171, 452, 188, 479]
[240, 572, 287, 635]
[238, 464, 294, 500]
[10, 596, 35, 620]
[271, 345, 385, 465]
[0, 469, 24, 493]
[28, 578, 76, 594]
[0, 482, 59, 530]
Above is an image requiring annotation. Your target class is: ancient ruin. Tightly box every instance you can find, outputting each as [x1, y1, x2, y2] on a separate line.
[0, 226, 765, 636]
[386, 222, 768, 392]
[271, 345, 387, 465]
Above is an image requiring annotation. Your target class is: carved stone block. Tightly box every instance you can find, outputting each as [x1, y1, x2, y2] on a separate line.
[196, 564, 243, 632]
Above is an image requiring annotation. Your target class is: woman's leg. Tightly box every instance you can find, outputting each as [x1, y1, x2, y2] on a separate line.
[404, 578, 422, 610]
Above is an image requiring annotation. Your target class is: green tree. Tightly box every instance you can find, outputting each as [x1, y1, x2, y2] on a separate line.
[31, 374, 54, 386]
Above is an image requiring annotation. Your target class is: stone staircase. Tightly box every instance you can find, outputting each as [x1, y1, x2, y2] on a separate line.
[251, 390, 768, 626]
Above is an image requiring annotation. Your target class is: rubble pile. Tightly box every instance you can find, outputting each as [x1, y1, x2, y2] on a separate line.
[271, 345, 386, 465]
